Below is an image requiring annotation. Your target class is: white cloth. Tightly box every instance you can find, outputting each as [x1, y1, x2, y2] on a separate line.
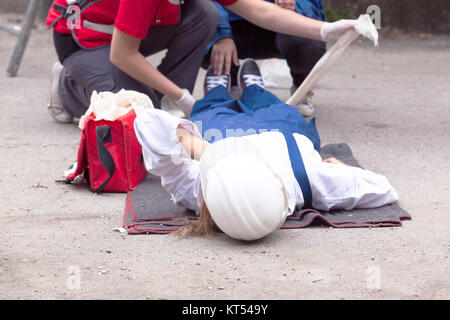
[134, 109, 398, 213]
[79, 89, 154, 129]
[287, 14, 379, 106]
[260, 59, 293, 89]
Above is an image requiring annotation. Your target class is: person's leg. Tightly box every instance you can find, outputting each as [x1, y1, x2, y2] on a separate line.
[228, 20, 281, 87]
[191, 85, 233, 117]
[59, 46, 159, 118]
[236, 59, 281, 113]
[200, 20, 253, 85]
[231, 21, 281, 60]
[140, 0, 218, 99]
[275, 34, 326, 88]
[275, 34, 326, 117]
[240, 84, 282, 112]
[235, 59, 321, 151]
[203, 21, 278, 87]
[57, 0, 218, 119]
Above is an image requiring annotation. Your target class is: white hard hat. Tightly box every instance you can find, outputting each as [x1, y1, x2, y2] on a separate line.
[199, 137, 289, 241]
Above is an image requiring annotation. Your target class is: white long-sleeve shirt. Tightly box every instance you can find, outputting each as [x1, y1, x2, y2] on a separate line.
[134, 109, 399, 214]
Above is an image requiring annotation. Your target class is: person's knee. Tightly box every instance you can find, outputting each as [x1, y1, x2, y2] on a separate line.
[276, 34, 326, 57]
[191, 0, 219, 37]
[63, 48, 118, 93]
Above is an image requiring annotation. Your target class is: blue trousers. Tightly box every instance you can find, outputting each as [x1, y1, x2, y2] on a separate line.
[189, 85, 321, 152]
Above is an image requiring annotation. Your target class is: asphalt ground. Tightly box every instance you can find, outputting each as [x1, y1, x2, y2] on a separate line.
[0, 19, 449, 299]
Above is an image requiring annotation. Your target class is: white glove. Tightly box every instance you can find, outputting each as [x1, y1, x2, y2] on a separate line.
[320, 19, 357, 42]
[160, 89, 196, 118]
[176, 89, 196, 117]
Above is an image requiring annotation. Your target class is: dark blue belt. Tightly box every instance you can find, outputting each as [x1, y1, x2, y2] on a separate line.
[283, 133, 312, 209]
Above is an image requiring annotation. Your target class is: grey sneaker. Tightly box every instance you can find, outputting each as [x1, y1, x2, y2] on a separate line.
[203, 65, 231, 95]
[47, 62, 74, 123]
[237, 58, 265, 93]
[292, 88, 315, 117]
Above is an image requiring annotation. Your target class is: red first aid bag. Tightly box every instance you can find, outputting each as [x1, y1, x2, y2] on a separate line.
[65, 110, 147, 193]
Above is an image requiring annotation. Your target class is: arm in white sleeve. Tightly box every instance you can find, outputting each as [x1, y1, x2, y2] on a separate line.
[134, 109, 203, 211]
[309, 161, 399, 211]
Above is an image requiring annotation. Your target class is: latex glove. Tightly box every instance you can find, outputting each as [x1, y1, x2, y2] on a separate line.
[160, 89, 195, 118]
[320, 19, 357, 42]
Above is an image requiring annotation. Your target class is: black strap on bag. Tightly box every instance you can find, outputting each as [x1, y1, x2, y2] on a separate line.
[90, 125, 115, 194]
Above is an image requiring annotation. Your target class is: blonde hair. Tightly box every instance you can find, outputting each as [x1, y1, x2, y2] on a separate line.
[172, 200, 216, 237]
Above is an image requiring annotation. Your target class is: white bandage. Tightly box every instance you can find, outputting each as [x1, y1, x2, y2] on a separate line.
[288, 14, 378, 107]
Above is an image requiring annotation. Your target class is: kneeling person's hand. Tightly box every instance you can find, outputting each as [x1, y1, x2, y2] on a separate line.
[320, 19, 358, 42]
[211, 38, 239, 75]
[161, 89, 195, 118]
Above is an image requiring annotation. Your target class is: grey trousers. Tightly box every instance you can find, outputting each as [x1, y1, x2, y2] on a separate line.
[58, 0, 218, 117]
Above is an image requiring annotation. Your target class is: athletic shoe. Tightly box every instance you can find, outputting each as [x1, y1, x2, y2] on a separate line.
[203, 65, 231, 95]
[291, 88, 316, 117]
[237, 58, 265, 93]
[47, 62, 74, 123]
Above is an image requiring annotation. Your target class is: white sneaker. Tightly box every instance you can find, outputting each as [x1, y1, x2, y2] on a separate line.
[47, 62, 74, 123]
[293, 89, 315, 117]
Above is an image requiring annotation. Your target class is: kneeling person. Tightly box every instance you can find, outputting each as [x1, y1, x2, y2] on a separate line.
[204, 0, 327, 116]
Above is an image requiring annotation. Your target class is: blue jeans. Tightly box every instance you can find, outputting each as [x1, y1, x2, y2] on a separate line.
[189, 85, 321, 151]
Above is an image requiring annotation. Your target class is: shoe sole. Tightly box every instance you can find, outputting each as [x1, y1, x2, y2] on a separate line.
[48, 62, 61, 108]
[296, 105, 316, 117]
[298, 109, 315, 117]
[48, 62, 74, 123]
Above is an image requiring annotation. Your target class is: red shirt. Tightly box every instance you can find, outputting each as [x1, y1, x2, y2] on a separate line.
[48, 0, 239, 48]
[115, 0, 239, 39]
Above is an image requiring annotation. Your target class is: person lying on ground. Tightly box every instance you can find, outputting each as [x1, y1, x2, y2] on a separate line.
[47, 0, 361, 124]
[203, 0, 326, 117]
[134, 59, 399, 241]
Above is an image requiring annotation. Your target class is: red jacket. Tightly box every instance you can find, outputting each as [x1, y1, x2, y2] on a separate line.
[47, 0, 181, 49]
[47, 0, 239, 49]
